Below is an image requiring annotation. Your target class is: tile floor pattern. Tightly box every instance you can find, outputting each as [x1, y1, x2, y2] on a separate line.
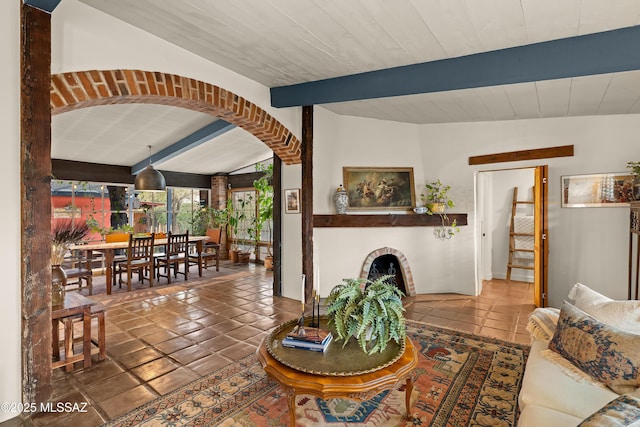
[3, 262, 534, 427]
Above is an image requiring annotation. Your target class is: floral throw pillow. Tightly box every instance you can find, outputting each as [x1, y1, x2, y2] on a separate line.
[578, 390, 640, 427]
[548, 301, 640, 394]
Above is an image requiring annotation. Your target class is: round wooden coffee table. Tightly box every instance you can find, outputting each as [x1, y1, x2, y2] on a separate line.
[256, 335, 418, 425]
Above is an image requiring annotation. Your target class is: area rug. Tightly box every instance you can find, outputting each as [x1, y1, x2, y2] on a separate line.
[103, 320, 530, 426]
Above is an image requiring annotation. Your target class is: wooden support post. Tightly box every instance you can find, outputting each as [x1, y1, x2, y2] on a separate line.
[273, 155, 282, 296]
[21, 3, 53, 402]
[301, 106, 314, 304]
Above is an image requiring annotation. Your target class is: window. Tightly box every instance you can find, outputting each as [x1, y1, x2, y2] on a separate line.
[228, 188, 255, 252]
[166, 188, 204, 234]
[228, 186, 273, 260]
[51, 181, 119, 241]
[51, 180, 209, 239]
[136, 190, 168, 234]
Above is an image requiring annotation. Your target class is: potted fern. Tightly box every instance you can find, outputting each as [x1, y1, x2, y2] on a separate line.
[325, 275, 406, 354]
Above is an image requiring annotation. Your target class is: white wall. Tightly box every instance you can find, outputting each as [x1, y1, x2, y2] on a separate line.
[311, 108, 475, 296]
[0, 0, 22, 422]
[313, 109, 424, 213]
[420, 115, 640, 306]
[280, 164, 302, 300]
[309, 111, 639, 306]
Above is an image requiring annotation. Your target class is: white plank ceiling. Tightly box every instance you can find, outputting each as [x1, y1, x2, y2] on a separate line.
[51, 0, 640, 176]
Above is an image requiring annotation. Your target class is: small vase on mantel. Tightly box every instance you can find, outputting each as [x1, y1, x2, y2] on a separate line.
[334, 185, 348, 214]
[51, 264, 67, 306]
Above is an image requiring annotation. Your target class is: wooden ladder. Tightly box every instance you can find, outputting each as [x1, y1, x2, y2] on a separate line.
[506, 187, 534, 282]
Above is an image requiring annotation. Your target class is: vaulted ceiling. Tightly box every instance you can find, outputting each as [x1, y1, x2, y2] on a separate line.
[52, 0, 640, 178]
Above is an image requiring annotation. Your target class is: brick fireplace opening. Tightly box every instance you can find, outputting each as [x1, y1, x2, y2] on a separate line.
[359, 247, 416, 296]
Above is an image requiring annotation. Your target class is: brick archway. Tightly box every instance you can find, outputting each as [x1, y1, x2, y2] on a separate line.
[50, 69, 301, 164]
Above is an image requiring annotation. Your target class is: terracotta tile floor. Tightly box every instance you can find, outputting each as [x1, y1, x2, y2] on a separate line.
[4, 262, 534, 427]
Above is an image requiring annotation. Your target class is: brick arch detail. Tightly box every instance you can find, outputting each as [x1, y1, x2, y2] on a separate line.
[359, 247, 416, 296]
[50, 70, 301, 164]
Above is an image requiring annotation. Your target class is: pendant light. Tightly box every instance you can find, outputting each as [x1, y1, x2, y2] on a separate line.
[134, 145, 166, 192]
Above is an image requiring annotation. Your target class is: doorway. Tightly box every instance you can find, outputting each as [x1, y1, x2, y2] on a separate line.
[476, 166, 548, 307]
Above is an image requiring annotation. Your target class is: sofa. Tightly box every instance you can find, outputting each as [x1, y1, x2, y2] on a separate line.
[517, 283, 640, 426]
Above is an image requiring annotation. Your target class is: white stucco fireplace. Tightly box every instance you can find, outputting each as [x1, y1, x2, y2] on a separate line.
[359, 247, 416, 296]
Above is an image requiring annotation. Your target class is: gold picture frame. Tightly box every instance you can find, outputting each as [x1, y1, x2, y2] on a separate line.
[343, 167, 415, 211]
[561, 172, 636, 207]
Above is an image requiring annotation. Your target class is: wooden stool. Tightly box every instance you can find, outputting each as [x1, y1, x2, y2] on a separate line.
[91, 305, 106, 360]
[51, 317, 82, 372]
[51, 294, 94, 372]
[65, 303, 106, 363]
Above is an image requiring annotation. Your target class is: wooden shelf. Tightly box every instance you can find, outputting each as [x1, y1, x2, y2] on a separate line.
[313, 213, 467, 228]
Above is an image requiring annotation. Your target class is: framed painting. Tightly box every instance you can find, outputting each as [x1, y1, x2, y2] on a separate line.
[343, 167, 416, 211]
[284, 188, 301, 214]
[561, 172, 636, 207]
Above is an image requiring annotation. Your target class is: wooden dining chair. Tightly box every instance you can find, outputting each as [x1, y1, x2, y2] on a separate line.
[116, 234, 155, 291]
[151, 232, 168, 262]
[62, 249, 93, 295]
[189, 227, 221, 275]
[106, 232, 131, 288]
[156, 231, 189, 284]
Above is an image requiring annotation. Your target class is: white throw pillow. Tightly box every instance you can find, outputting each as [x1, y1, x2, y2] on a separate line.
[526, 307, 560, 342]
[568, 283, 640, 334]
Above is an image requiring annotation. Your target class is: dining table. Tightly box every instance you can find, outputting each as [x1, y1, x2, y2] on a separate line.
[70, 235, 211, 295]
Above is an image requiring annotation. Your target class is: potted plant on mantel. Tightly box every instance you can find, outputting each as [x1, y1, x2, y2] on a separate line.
[421, 179, 459, 239]
[325, 275, 406, 355]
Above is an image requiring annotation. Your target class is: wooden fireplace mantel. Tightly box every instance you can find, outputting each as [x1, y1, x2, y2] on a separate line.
[313, 213, 468, 228]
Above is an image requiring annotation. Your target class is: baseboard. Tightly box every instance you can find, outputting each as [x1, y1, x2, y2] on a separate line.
[493, 272, 533, 282]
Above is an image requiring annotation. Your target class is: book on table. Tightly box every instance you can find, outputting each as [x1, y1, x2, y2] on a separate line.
[286, 326, 331, 343]
[282, 327, 333, 352]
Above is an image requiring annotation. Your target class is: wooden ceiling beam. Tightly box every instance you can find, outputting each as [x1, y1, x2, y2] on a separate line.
[468, 145, 574, 166]
[271, 27, 640, 108]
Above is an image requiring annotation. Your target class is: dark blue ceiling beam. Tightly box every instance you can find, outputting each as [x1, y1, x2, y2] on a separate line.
[23, 0, 62, 13]
[271, 25, 640, 107]
[132, 119, 236, 174]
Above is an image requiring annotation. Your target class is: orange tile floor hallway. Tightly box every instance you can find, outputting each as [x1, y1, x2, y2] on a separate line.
[3, 263, 534, 427]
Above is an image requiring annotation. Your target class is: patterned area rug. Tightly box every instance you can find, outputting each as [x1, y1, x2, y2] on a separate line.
[103, 321, 529, 426]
